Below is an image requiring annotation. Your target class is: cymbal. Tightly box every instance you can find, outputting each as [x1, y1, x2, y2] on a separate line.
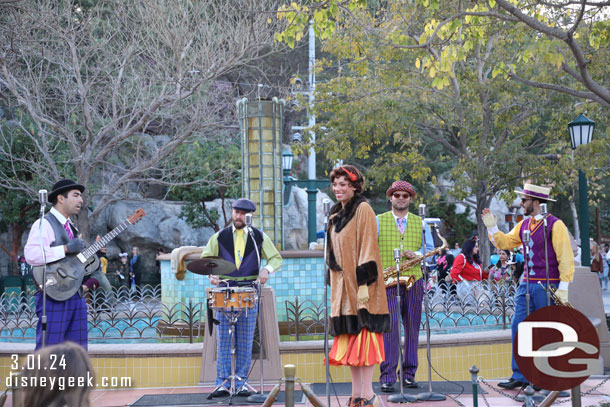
[187, 257, 236, 276]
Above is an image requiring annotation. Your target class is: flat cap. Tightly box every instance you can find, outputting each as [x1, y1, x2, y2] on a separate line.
[232, 198, 256, 212]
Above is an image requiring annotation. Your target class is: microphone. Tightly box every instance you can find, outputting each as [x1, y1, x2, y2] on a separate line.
[523, 230, 530, 244]
[393, 248, 401, 262]
[323, 199, 331, 216]
[540, 203, 547, 216]
[39, 189, 48, 206]
[419, 204, 426, 217]
[245, 213, 253, 233]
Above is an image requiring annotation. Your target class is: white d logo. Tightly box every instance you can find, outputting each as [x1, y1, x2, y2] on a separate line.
[518, 321, 577, 357]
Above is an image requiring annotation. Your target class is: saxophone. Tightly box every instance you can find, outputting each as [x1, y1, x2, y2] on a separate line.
[383, 233, 448, 287]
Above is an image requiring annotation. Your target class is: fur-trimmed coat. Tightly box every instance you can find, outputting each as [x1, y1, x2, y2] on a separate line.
[327, 196, 390, 336]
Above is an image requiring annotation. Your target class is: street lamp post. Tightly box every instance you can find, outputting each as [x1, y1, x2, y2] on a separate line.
[282, 148, 330, 245]
[568, 113, 595, 267]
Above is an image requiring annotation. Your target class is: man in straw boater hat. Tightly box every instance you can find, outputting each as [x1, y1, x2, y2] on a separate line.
[24, 179, 89, 350]
[481, 183, 574, 390]
[377, 181, 435, 392]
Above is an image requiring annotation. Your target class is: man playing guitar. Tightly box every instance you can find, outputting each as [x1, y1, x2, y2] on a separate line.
[24, 179, 88, 350]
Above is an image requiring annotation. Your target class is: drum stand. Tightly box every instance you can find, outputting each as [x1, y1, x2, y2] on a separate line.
[208, 306, 257, 404]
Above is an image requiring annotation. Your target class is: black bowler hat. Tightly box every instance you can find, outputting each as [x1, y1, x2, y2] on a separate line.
[48, 179, 85, 202]
[232, 198, 256, 213]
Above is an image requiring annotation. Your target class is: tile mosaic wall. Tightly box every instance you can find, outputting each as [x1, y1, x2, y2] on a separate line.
[0, 341, 511, 391]
[161, 255, 326, 322]
[279, 343, 512, 384]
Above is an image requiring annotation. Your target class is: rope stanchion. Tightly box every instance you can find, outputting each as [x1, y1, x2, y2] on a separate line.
[260, 380, 283, 407]
[523, 385, 536, 407]
[469, 365, 479, 407]
[477, 377, 525, 402]
[261, 364, 329, 407]
[297, 379, 326, 407]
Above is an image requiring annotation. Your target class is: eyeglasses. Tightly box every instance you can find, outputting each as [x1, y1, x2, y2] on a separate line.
[392, 193, 410, 199]
[521, 198, 532, 203]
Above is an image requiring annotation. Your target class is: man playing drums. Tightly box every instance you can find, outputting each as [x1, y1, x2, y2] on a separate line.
[201, 198, 282, 397]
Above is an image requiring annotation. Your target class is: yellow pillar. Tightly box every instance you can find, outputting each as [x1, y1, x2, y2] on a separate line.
[237, 97, 285, 248]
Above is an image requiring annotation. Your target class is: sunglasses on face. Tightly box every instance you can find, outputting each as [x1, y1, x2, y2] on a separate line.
[392, 193, 410, 199]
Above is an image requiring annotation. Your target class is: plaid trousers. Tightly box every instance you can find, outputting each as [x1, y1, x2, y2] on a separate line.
[215, 303, 259, 388]
[35, 292, 88, 351]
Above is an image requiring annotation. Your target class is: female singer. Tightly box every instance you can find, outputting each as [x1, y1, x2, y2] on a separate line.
[326, 165, 390, 407]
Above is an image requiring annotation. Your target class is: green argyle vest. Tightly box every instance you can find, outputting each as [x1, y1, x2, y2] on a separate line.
[378, 211, 423, 280]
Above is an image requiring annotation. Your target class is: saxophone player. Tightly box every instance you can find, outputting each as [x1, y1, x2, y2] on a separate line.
[377, 181, 435, 392]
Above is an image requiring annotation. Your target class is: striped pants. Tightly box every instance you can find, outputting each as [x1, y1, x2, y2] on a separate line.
[215, 303, 259, 389]
[379, 278, 424, 384]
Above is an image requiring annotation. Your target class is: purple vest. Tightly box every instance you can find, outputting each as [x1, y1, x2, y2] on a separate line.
[217, 226, 263, 284]
[519, 215, 560, 282]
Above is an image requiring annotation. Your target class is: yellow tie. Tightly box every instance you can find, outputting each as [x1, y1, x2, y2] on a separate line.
[234, 229, 246, 269]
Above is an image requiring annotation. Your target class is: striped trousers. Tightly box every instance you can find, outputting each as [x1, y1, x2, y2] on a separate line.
[215, 303, 259, 389]
[379, 278, 424, 384]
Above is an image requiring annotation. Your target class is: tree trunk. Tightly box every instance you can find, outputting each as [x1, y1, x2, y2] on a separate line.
[476, 192, 493, 268]
[75, 194, 92, 241]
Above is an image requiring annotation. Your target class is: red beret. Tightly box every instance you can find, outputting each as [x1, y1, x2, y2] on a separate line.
[386, 180, 416, 198]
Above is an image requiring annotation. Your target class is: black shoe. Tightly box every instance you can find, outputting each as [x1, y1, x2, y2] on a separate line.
[211, 388, 230, 397]
[237, 388, 251, 397]
[498, 379, 525, 390]
[380, 382, 395, 393]
[402, 378, 418, 388]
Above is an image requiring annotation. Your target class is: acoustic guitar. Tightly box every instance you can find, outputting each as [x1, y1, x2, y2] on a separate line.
[32, 208, 146, 301]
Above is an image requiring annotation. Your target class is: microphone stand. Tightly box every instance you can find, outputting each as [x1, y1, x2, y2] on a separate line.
[387, 248, 417, 403]
[322, 199, 331, 407]
[38, 189, 49, 348]
[523, 230, 531, 316]
[415, 206, 446, 402]
[246, 215, 266, 403]
[540, 204, 551, 307]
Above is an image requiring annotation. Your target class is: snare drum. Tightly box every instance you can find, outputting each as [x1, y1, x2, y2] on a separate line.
[208, 286, 257, 310]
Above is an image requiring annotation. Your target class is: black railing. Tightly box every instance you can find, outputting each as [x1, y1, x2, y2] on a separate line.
[1, 280, 517, 343]
[0, 285, 203, 343]
[284, 280, 517, 339]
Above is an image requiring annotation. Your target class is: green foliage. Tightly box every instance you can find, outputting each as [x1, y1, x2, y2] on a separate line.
[170, 139, 241, 230]
[429, 203, 477, 246]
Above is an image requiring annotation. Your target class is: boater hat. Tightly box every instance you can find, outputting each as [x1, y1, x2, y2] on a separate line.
[48, 179, 85, 202]
[514, 183, 556, 202]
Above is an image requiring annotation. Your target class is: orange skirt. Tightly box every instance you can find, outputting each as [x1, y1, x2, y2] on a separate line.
[327, 328, 385, 367]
